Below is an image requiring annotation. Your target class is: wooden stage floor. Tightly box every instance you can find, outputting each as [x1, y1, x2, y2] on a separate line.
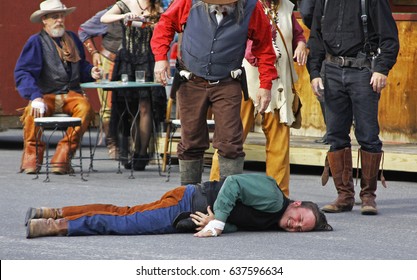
[159, 132, 417, 173]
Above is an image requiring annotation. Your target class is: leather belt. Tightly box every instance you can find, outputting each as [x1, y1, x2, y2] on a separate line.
[325, 54, 371, 68]
[189, 75, 235, 85]
[100, 47, 116, 62]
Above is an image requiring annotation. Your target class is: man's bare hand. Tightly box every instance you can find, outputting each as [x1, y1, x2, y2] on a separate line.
[154, 60, 170, 86]
[92, 52, 101, 67]
[91, 66, 101, 80]
[254, 88, 271, 114]
[370, 72, 387, 93]
[311, 77, 324, 97]
[190, 206, 214, 231]
[293, 41, 307, 66]
[194, 218, 225, 238]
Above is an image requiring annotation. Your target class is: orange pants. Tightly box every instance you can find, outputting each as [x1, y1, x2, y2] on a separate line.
[20, 91, 93, 171]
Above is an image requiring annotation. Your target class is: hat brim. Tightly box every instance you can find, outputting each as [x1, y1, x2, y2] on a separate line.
[30, 7, 76, 23]
[202, 0, 238, 4]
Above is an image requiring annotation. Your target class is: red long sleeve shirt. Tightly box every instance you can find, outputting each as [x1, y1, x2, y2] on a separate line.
[151, 0, 278, 89]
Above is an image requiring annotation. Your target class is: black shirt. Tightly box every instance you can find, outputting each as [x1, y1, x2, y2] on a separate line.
[307, 0, 399, 79]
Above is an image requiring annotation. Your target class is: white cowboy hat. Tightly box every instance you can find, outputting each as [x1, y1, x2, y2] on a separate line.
[30, 0, 76, 23]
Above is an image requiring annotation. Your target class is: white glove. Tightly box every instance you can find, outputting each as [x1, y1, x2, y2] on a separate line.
[31, 100, 47, 117]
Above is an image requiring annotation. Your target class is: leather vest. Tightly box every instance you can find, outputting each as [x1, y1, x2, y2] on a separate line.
[181, 0, 257, 80]
[38, 30, 82, 94]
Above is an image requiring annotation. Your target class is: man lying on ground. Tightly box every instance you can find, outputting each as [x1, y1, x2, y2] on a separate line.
[26, 174, 332, 238]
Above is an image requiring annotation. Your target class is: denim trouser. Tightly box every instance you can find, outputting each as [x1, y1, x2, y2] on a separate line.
[67, 186, 195, 236]
[324, 62, 382, 153]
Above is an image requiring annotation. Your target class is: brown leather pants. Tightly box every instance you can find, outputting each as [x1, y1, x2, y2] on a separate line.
[20, 91, 93, 172]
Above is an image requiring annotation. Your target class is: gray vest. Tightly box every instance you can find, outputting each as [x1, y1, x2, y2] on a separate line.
[181, 0, 257, 80]
[102, 21, 123, 53]
[38, 30, 82, 94]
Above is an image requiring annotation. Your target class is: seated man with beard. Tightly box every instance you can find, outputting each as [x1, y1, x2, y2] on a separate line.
[25, 174, 332, 238]
[14, 0, 101, 175]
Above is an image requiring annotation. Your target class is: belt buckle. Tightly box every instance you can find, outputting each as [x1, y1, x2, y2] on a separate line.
[208, 80, 220, 85]
[338, 56, 345, 67]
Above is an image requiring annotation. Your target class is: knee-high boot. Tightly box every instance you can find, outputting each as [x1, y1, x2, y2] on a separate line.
[179, 159, 203, 185]
[359, 149, 386, 215]
[322, 148, 355, 213]
[103, 119, 116, 159]
[51, 93, 93, 174]
[20, 106, 45, 174]
[218, 155, 244, 179]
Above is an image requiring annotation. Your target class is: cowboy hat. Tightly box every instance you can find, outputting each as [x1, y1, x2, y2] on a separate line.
[30, 0, 76, 23]
[202, 0, 239, 5]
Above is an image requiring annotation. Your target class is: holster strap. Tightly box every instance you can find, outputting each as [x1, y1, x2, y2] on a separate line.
[100, 47, 116, 62]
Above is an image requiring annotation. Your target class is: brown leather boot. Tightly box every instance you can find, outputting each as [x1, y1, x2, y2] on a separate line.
[25, 207, 63, 226]
[20, 108, 45, 174]
[103, 119, 117, 159]
[51, 144, 72, 174]
[359, 149, 386, 215]
[322, 148, 355, 213]
[26, 218, 68, 238]
[21, 146, 44, 174]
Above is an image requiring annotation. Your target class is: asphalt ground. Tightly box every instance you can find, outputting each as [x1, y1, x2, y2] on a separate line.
[1, 129, 416, 279]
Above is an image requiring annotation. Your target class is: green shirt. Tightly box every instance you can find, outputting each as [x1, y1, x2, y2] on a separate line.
[214, 174, 287, 232]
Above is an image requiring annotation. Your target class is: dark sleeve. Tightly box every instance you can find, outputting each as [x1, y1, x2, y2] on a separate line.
[299, 0, 316, 29]
[306, 0, 326, 80]
[368, 0, 399, 75]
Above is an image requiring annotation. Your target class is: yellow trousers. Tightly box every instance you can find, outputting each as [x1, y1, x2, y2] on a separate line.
[209, 97, 290, 197]
[97, 55, 114, 122]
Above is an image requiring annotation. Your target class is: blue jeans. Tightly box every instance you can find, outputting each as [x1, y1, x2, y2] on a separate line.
[324, 62, 382, 153]
[67, 186, 195, 235]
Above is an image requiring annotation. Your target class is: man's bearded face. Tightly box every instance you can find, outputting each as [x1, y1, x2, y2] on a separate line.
[43, 12, 66, 38]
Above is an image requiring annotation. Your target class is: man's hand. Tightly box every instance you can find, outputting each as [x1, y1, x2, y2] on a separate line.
[254, 88, 271, 114]
[91, 66, 101, 80]
[154, 60, 170, 86]
[30, 98, 47, 118]
[293, 41, 307, 66]
[194, 218, 225, 238]
[370, 72, 387, 93]
[311, 77, 324, 98]
[92, 52, 101, 67]
[190, 206, 215, 231]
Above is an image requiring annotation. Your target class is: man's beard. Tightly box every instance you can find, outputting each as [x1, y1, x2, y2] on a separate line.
[209, 4, 236, 15]
[50, 26, 65, 37]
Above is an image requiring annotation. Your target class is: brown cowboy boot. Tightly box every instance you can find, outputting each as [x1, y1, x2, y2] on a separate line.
[26, 218, 68, 238]
[51, 143, 73, 174]
[102, 119, 117, 159]
[359, 149, 386, 215]
[25, 207, 63, 226]
[322, 148, 355, 213]
[20, 108, 45, 174]
[21, 145, 44, 174]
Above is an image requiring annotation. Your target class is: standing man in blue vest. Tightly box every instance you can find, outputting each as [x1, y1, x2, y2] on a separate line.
[306, 0, 399, 215]
[151, 0, 278, 185]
